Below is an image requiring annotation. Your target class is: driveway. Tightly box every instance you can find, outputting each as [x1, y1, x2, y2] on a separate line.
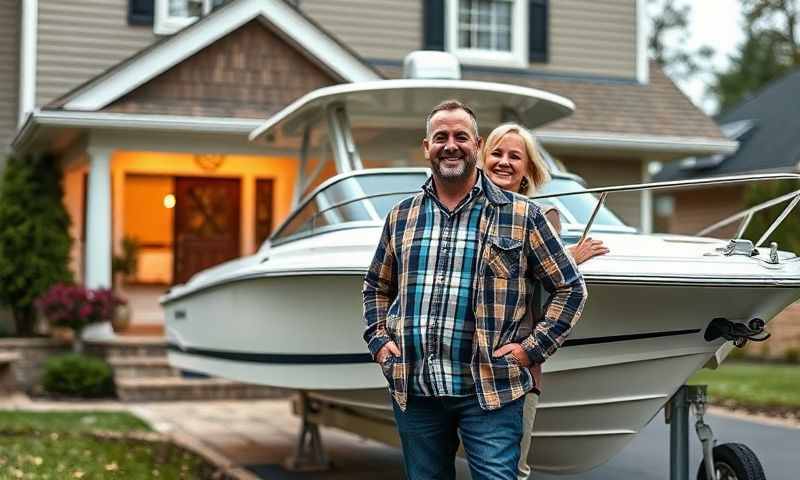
[129, 399, 798, 480]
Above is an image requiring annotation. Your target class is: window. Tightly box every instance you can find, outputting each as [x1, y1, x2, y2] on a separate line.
[154, 0, 224, 34]
[446, 0, 527, 67]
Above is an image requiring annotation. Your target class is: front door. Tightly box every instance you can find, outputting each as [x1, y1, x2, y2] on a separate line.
[173, 177, 241, 285]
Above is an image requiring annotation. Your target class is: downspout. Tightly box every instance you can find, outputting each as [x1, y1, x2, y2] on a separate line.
[18, 0, 38, 128]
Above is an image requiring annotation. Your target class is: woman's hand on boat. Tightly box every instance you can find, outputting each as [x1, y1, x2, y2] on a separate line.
[568, 237, 609, 265]
[376, 341, 400, 364]
[492, 343, 531, 367]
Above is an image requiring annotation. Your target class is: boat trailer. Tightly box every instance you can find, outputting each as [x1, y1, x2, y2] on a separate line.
[285, 386, 767, 479]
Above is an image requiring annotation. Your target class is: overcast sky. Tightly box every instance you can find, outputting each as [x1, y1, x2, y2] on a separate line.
[659, 0, 746, 114]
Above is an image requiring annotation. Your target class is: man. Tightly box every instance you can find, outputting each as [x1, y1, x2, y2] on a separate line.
[362, 100, 587, 480]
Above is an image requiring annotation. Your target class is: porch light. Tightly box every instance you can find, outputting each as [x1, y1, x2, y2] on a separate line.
[163, 194, 176, 209]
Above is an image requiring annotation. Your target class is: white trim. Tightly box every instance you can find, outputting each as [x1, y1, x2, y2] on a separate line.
[29, 110, 263, 132]
[154, 0, 203, 35]
[64, 0, 378, 111]
[640, 160, 653, 234]
[536, 130, 739, 155]
[445, 0, 527, 68]
[635, 0, 649, 84]
[18, 0, 37, 127]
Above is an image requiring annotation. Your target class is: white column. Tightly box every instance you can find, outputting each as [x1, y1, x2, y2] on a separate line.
[18, 0, 38, 126]
[640, 159, 654, 234]
[85, 148, 113, 288]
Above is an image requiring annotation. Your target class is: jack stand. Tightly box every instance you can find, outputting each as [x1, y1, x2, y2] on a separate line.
[284, 392, 331, 472]
[665, 385, 716, 480]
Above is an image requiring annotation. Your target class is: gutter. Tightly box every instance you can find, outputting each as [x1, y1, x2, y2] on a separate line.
[18, 0, 37, 127]
[13, 110, 264, 152]
[536, 130, 739, 156]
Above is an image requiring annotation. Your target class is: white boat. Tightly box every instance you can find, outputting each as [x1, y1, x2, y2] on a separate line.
[162, 56, 800, 474]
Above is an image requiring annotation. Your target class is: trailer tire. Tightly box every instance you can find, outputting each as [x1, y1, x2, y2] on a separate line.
[696, 443, 765, 480]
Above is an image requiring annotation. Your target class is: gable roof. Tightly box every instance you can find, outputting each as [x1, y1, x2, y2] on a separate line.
[55, 0, 381, 112]
[655, 67, 800, 182]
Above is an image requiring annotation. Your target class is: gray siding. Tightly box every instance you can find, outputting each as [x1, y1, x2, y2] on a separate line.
[302, 0, 637, 80]
[301, 0, 423, 61]
[37, 0, 156, 106]
[0, 0, 18, 155]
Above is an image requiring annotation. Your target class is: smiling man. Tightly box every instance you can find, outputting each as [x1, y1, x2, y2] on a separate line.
[362, 100, 587, 480]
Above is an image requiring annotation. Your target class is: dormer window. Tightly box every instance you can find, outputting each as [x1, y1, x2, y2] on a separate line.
[446, 0, 527, 67]
[154, 0, 222, 35]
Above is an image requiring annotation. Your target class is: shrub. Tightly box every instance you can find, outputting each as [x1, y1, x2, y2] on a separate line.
[41, 354, 115, 398]
[0, 154, 72, 335]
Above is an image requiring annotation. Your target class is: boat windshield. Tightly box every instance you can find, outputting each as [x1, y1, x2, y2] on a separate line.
[272, 170, 429, 243]
[535, 178, 628, 230]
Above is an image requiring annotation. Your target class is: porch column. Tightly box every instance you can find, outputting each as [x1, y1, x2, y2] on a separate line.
[85, 148, 113, 288]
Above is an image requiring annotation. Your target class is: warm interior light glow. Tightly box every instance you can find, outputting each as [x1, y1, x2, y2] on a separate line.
[163, 194, 176, 209]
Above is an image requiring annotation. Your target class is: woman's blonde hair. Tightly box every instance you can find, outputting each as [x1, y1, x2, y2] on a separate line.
[482, 123, 550, 195]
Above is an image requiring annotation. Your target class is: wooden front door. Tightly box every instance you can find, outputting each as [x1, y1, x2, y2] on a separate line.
[173, 177, 241, 285]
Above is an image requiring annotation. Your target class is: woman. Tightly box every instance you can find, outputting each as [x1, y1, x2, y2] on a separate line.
[481, 123, 608, 480]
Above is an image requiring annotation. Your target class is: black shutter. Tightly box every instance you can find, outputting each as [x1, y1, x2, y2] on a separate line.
[128, 0, 155, 26]
[423, 0, 446, 51]
[529, 0, 549, 63]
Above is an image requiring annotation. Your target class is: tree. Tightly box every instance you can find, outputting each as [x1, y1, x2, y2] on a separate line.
[648, 0, 714, 81]
[709, 0, 800, 112]
[0, 154, 73, 335]
[743, 180, 800, 255]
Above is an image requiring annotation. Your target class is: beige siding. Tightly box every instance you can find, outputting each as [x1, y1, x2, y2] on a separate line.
[0, 0, 18, 155]
[661, 186, 745, 237]
[301, 0, 423, 61]
[541, 0, 636, 78]
[560, 156, 643, 228]
[302, 0, 636, 79]
[36, 0, 156, 106]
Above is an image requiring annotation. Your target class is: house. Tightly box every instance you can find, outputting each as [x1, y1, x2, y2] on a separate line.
[1, 0, 734, 336]
[653, 67, 800, 236]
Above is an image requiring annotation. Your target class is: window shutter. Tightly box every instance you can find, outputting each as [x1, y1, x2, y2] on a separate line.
[128, 0, 155, 26]
[529, 0, 549, 63]
[423, 0, 446, 51]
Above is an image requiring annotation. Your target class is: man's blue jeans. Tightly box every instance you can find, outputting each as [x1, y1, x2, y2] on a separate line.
[392, 394, 524, 480]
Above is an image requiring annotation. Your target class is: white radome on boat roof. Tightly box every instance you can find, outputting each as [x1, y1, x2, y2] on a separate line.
[249, 79, 576, 148]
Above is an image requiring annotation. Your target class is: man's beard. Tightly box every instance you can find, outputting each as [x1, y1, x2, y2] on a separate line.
[431, 151, 478, 182]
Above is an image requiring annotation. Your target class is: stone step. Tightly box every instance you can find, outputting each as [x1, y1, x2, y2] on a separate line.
[115, 377, 289, 402]
[86, 337, 168, 358]
[108, 356, 178, 379]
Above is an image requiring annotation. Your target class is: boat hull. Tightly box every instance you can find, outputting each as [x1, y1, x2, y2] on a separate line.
[164, 271, 799, 473]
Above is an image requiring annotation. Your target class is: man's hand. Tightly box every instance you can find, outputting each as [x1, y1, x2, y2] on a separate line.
[376, 341, 400, 364]
[492, 343, 531, 367]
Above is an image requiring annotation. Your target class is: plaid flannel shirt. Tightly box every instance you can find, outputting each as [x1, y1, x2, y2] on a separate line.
[363, 173, 587, 411]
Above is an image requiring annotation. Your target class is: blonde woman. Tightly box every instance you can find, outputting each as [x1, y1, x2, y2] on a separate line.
[481, 123, 607, 480]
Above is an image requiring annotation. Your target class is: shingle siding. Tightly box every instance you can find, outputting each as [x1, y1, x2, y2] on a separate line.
[0, 0, 19, 156]
[36, 0, 156, 107]
[301, 0, 637, 80]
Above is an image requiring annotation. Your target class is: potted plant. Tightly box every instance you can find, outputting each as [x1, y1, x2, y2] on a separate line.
[111, 236, 140, 332]
[35, 283, 126, 351]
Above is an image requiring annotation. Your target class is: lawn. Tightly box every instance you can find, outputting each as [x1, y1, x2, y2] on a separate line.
[0, 411, 211, 479]
[689, 360, 800, 409]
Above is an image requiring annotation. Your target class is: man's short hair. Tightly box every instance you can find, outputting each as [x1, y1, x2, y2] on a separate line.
[425, 99, 480, 139]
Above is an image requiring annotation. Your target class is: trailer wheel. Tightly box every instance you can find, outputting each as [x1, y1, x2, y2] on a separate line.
[696, 443, 765, 480]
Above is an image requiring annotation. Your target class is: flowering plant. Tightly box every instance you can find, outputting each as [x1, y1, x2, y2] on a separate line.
[35, 283, 126, 334]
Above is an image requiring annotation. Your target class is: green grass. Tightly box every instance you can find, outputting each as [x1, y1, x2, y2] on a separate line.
[0, 411, 151, 433]
[0, 411, 210, 479]
[689, 360, 800, 408]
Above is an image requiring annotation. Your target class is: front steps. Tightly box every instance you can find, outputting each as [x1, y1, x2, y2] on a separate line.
[87, 337, 287, 402]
